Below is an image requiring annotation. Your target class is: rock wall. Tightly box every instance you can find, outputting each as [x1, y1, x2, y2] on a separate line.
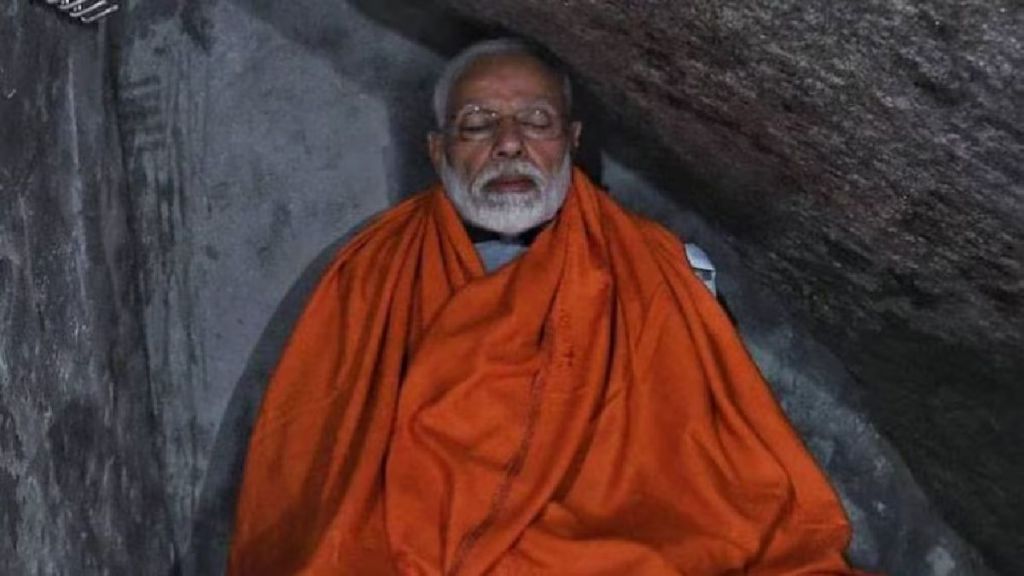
[113, 0, 441, 571]
[0, 2, 173, 573]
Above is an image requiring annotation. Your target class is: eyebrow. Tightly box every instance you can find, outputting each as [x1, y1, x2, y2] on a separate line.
[450, 99, 560, 116]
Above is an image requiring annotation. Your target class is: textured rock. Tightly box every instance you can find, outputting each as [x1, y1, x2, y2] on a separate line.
[0, 2, 174, 574]
[111, 0, 445, 571]
[430, 1, 1024, 571]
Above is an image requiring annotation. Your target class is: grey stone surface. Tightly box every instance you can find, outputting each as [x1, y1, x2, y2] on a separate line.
[0, 2, 174, 574]
[113, 0, 444, 571]
[0, 0, 1015, 574]
[429, 1, 1024, 572]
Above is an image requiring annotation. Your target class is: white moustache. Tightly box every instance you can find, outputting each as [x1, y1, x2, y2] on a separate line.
[473, 161, 547, 195]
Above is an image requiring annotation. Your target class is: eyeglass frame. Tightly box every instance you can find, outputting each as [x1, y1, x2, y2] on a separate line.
[441, 103, 572, 143]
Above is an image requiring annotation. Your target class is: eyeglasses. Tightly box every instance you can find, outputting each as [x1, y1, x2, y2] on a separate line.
[446, 105, 567, 142]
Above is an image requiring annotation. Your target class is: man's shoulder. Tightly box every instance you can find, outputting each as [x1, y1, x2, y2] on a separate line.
[341, 191, 433, 252]
[594, 190, 686, 251]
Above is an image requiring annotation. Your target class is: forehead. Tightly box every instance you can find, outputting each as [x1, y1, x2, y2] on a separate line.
[448, 53, 565, 111]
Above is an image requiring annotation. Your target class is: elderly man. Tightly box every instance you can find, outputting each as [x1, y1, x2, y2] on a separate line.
[229, 39, 863, 575]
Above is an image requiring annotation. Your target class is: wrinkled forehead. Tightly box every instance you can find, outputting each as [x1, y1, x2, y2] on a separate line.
[447, 54, 566, 115]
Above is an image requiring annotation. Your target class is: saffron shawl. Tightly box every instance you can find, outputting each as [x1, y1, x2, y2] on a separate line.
[229, 168, 858, 575]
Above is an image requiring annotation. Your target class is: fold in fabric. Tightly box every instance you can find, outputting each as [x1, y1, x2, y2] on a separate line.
[229, 167, 865, 575]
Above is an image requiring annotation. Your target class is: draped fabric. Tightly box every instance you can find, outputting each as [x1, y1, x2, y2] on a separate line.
[229, 167, 861, 575]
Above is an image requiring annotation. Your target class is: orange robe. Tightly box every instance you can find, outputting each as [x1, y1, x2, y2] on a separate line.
[229, 167, 862, 575]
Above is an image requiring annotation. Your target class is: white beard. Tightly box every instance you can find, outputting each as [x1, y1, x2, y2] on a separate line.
[440, 152, 572, 236]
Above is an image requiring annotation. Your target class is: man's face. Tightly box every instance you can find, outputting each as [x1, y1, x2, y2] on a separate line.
[429, 53, 582, 236]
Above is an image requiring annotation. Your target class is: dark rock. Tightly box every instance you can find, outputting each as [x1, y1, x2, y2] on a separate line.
[430, 1, 1024, 571]
[0, 468, 19, 573]
[0, 2, 174, 574]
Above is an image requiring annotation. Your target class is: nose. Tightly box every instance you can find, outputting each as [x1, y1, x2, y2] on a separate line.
[490, 117, 525, 159]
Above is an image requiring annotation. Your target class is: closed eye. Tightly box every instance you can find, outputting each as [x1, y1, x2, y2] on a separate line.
[518, 108, 554, 128]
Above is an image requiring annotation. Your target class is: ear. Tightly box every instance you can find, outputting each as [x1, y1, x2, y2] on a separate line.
[569, 121, 582, 152]
[428, 131, 445, 175]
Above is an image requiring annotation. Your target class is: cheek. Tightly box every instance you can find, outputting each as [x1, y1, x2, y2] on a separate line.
[449, 147, 490, 180]
[530, 143, 570, 173]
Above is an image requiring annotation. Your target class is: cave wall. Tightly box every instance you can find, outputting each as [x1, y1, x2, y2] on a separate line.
[1, 0, 1017, 574]
[0, 3, 173, 573]
[112, 0, 444, 571]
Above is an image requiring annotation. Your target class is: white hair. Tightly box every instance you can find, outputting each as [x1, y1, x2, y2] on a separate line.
[432, 38, 573, 129]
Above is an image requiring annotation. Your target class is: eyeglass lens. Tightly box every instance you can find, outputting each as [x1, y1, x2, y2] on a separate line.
[452, 107, 564, 141]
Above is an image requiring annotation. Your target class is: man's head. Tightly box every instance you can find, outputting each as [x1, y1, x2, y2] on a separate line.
[428, 39, 582, 236]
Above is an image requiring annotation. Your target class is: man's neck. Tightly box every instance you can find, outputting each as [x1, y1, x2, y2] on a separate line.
[463, 221, 547, 246]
